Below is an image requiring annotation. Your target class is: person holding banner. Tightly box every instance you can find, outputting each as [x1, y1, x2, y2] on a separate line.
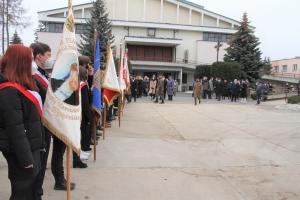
[0, 45, 44, 199]
[30, 42, 53, 199]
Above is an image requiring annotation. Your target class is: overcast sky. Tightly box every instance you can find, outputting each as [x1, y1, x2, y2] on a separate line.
[20, 0, 300, 60]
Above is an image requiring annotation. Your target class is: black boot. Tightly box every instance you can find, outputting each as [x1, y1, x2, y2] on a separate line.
[54, 178, 76, 191]
[73, 160, 88, 169]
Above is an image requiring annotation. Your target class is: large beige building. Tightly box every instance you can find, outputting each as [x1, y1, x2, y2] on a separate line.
[271, 57, 300, 79]
[37, 0, 242, 91]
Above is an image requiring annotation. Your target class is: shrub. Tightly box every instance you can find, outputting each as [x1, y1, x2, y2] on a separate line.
[251, 92, 257, 100]
[195, 62, 241, 80]
[288, 96, 300, 104]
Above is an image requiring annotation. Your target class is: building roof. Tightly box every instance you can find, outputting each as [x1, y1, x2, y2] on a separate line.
[272, 56, 300, 62]
[177, 0, 204, 9]
[38, 1, 204, 13]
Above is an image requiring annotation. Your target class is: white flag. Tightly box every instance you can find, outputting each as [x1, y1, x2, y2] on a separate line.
[43, 6, 81, 154]
[118, 45, 126, 91]
[102, 45, 120, 106]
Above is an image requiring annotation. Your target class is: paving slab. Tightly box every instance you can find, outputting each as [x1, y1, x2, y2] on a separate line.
[1, 94, 300, 200]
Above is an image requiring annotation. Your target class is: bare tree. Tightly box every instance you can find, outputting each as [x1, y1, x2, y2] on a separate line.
[1, 0, 30, 53]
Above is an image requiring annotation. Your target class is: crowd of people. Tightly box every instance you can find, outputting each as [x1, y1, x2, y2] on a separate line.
[0, 43, 106, 199]
[127, 74, 178, 104]
[192, 76, 275, 105]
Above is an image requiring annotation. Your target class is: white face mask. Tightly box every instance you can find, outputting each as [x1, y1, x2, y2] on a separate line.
[44, 59, 55, 68]
[32, 61, 38, 75]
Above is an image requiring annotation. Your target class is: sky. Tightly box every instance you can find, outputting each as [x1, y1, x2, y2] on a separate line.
[19, 0, 300, 60]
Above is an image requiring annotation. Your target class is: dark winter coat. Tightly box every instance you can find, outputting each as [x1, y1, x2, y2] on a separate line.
[0, 74, 43, 179]
[241, 83, 248, 98]
[215, 81, 223, 95]
[81, 84, 91, 123]
[232, 83, 241, 96]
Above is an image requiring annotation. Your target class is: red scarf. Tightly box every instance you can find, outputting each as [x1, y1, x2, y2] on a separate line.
[0, 82, 43, 118]
[80, 81, 87, 90]
[34, 73, 49, 89]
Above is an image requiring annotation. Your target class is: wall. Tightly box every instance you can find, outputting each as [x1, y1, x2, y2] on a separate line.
[146, 0, 161, 22]
[37, 32, 82, 60]
[196, 40, 229, 64]
[128, 0, 144, 21]
[176, 30, 203, 63]
[191, 11, 202, 26]
[203, 14, 217, 27]
[179, 6, 189, 25]
[163, 1, 177, 24]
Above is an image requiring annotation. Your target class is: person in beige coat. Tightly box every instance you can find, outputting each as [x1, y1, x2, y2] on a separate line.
[193, 78, 202, 105]
[149, 75, 157, 100]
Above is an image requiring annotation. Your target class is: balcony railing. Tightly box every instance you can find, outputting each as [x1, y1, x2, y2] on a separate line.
[271, 72, 300, 79]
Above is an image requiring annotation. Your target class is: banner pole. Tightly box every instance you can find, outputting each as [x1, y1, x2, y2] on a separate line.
[93, 112, 97, 161]
[122, 91, 125, 116]
[66, 146, 71, 200]
[118, 95, 121, 128]
[103, 103, 106, 140]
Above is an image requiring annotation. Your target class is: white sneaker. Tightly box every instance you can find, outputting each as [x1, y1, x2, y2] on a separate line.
[80, 152, 89, 160]
[81, 151, 90, 156]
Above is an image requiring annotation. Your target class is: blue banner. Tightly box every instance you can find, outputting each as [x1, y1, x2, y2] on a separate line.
[92, 36, 102, 116]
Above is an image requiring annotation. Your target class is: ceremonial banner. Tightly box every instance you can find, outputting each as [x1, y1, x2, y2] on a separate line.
[123, 48, 130, 88]
[102, 45, 120, 106]
[118, 45, 126, 91]
[92, 36, 102, 116]
[43, 6, 81, 154]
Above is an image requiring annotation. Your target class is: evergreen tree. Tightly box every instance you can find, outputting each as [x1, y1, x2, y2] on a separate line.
[10, 30, 22, 44]
[78, 0, 114, 65]
[261, 57, 272, 75]
[224, 13, 262, 82]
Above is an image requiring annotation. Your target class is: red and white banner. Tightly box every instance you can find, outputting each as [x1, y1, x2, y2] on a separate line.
[123, 48, 130, 88]
[102, 45, 120, 106]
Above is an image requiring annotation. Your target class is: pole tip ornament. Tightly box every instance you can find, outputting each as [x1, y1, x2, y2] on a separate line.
[68, 0, 73, 9]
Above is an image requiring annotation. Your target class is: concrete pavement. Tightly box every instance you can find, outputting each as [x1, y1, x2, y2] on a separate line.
[1, 94, 300, 200]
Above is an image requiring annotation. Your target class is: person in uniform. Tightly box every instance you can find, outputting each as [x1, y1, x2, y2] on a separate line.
[193, 78, 202, 105]
[154, 75, 165, 104]
[30, 42, 75, 192]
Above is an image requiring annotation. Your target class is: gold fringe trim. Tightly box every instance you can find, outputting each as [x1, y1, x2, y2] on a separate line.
[42, 117, 81, 155]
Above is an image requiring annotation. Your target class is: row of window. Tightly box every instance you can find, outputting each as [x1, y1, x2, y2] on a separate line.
[45, 24, 232, 43]
[203, 32, 232, 43]
[274, 64, 298, 73]
[46, 23, 88, 34]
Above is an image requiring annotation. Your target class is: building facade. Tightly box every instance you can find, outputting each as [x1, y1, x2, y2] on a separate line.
[271, 57, 300, 79]
[37, 0, 242, 91]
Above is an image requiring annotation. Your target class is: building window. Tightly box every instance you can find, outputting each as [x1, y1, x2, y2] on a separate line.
[274, 66, 279, 73]
[293, 64, 298, 72]
[282, 65, 287, 72]
[203, 32, 231, 43]
[76, 24, 87, 34]
[48, 23, 63, 33]
[147, 28, 156, 37]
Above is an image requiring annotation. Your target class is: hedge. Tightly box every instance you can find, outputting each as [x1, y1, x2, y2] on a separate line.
[195, 62, 241, 81]
[288, 96, 300, 104]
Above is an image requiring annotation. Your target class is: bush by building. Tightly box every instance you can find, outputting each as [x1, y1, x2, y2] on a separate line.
[195, 62, 241, 81]
[287, 96, 300, 104]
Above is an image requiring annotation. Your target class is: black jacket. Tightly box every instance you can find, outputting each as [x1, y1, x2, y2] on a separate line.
[34, 67, 49, 103]
[0, 74, 44, 169]
[81, 84, 91, 123]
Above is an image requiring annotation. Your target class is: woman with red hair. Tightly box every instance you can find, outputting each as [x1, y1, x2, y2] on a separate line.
[0, 45, 44, 200]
